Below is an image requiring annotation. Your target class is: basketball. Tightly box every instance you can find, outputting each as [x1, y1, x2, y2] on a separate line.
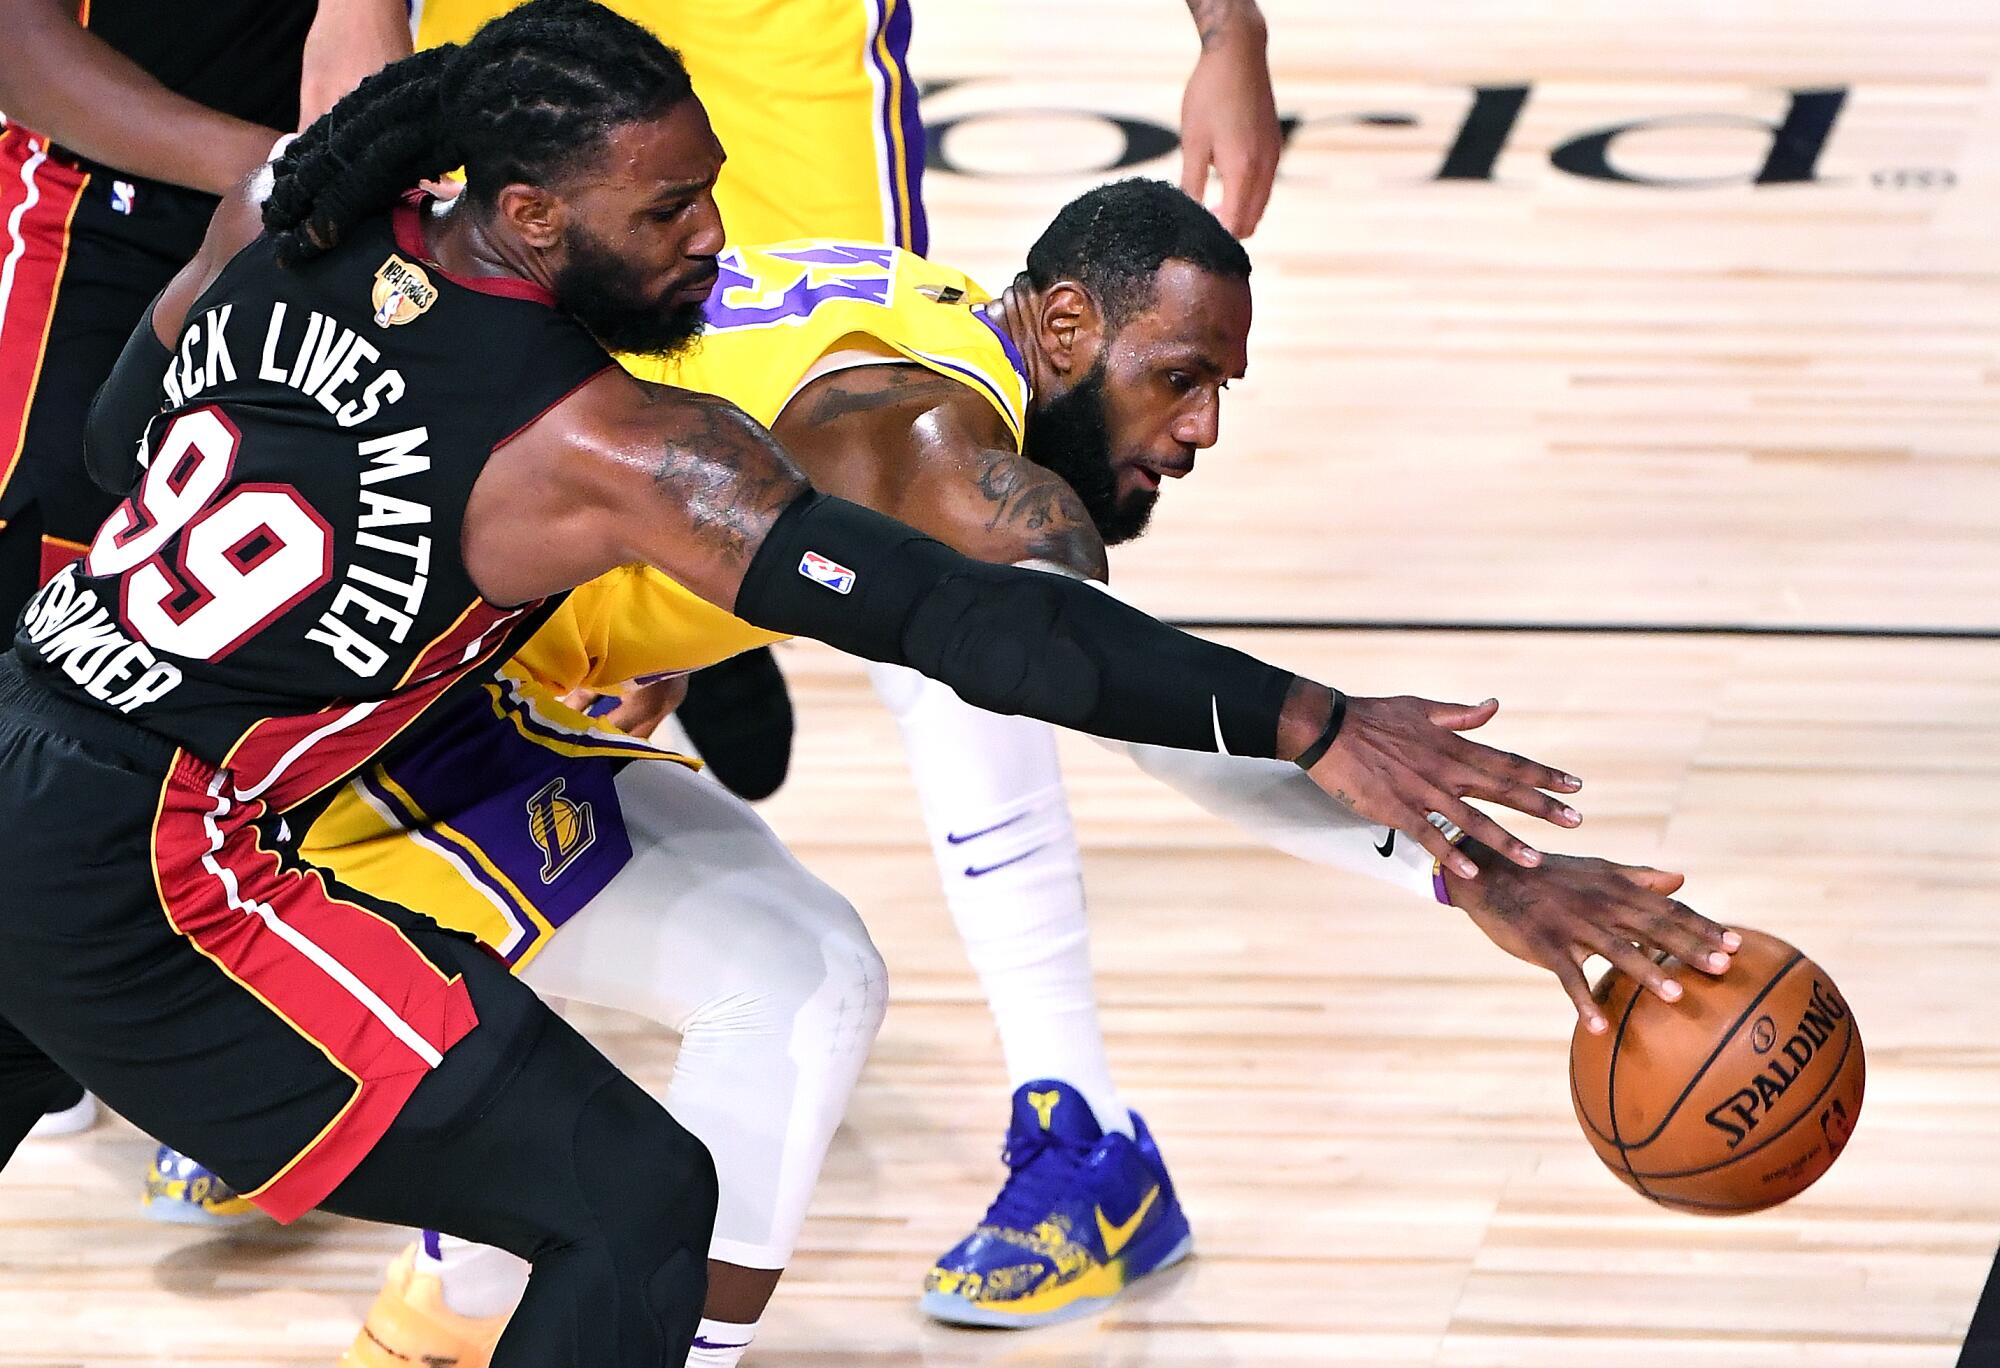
[1569, 928, 1864, 1215]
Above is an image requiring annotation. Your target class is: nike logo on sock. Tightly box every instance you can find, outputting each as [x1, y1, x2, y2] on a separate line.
[1375, 830, 1396, 856]
[946, 812, 1027, 844]
[692, 1337, 752, 1350]
[1211, 696, 1230, 756]
[965, 846, 1045, 878]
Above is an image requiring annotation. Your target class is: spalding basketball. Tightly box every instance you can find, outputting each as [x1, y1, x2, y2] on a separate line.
[1569, 927, 1863, 1214]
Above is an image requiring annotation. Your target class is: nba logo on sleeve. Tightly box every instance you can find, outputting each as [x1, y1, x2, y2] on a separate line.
[798, 550, 856, 594]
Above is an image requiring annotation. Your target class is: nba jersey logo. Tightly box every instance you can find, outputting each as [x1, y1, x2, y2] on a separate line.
[798, 550, 856, 594]
[527, 777, 596, 884]
[1027, 1089, 1061, 1130]
[109, 181, 138, 215]
[371, 254, 439, 328]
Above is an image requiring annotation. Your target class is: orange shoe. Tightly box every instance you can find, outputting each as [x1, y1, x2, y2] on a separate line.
[340, 1243, 509, 1368]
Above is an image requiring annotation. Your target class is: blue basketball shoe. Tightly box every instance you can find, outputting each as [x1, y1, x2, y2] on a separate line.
[142, 1145, 260, 1226]
[921, 1080, 1192, 1327]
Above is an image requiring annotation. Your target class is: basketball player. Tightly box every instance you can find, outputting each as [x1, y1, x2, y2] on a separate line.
[0, 6, 1590, 1366]
[0, 0, 412, 1142]
[376, 3, 1280, 1333]
[122, 13, 1279, 1286]
[283, 176, 1738, 1363]
[0, 0, 408, 624]
[411, 0, 1284, 802]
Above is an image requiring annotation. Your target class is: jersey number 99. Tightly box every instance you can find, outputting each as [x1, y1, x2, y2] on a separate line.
[86, 407, 334, 662]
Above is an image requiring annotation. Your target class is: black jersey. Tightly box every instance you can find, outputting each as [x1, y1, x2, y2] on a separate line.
[15, 201, 611, 812]
[80, 0, 316, 135]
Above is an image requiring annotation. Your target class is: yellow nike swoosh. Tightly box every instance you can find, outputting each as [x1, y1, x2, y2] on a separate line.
[1096, 1185, 1160, 1259]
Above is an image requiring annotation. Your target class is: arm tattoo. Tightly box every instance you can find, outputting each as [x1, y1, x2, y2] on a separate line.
[644, 390, 806, 570]
[1186, 0, 1254, 47]
[798, 365, 966, 428]
[973, 453, 1110, 581]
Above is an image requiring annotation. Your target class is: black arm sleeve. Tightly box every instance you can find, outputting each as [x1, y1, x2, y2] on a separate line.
[83, 300, 173, 495]
[734, 490, 1306, 758]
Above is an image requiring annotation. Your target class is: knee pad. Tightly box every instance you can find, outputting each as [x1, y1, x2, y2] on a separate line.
[572, 1068, 719, 1258]
[569, 1069, 718, 1344]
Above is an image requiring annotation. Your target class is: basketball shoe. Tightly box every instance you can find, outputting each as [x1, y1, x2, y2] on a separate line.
[141, 1145, 260, 1226]
[920, 1080, 1192, 1327]
[341, 1242, 507, 1368]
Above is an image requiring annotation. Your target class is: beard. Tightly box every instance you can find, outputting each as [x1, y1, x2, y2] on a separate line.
[552, 223, 710, 358]
[1021, 356, 1156, 546]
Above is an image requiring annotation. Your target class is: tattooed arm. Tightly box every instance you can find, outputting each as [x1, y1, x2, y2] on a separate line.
[771, 361, 1110, 580]
[465, 369, 809, 609]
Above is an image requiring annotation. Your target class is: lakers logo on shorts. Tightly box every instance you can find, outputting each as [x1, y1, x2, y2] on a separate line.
[371, 254, 438, 328]
[527, 777, 596, 884]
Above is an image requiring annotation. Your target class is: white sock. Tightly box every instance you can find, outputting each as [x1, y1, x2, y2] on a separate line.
[687, 1316, 758, 1367]
[868, 662, 1133, 1137]
[423, 1231, 529, 1320]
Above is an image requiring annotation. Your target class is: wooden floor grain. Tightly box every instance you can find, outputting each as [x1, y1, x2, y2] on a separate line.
[2, 0, 1996, 1363]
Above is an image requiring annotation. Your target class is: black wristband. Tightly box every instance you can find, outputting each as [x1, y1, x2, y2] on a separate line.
[1291, 690, 1348, 771]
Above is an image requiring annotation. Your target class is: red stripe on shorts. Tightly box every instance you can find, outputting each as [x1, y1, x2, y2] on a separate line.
[151, 751, 479, 1222]
[221, 599, 528, 812]
[0, 129, 90, 506]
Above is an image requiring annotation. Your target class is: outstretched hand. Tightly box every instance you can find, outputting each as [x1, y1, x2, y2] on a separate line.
[1301, 695, 1582, 877]
[1445, 847, 1741, 1034]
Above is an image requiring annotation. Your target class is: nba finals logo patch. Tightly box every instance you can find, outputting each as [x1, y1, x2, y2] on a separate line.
[371, 254, 438, 328]
[799, 550, 856, 594]
[527, 777, 596, 884]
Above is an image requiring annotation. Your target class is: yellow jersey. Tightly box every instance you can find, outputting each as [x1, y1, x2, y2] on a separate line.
[301, 238, 1029, 969]
[413, 0, 927, 252]
[512, 238, 1030, 697]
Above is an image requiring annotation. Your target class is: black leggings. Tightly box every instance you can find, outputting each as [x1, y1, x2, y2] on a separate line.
[323, 1006, 716, 1367]
[0, 982, 714, 1367]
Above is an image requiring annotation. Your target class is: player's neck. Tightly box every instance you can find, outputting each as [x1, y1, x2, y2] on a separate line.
[417, 197, 558, 298]
[989, 284, 1058, 399]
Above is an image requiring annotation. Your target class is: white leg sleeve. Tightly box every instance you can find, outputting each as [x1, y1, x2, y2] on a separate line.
[867, 661, 1131, 1137]
[523, 757, 889, 1270]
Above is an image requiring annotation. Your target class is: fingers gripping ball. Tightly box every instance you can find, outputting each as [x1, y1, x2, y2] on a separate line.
[1569, 928, 1863, 1214]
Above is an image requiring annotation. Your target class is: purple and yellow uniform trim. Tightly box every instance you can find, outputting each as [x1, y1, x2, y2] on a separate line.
[303, 237, 1027, 974]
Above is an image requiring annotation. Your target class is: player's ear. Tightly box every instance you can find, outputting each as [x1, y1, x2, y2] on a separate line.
[1037, 281, 1104, 379]
[494, 183, 565, 252]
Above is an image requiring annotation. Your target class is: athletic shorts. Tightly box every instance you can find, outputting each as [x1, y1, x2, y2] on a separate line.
[0, 125, 216, 612]
[0, 652, 537, 1223]
[304, 673, 690, 973]
[414, 0, 927, 250]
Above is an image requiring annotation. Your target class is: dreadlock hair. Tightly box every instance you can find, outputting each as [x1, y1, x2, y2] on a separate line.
[263, 0, 695, 265]
[1020, 178, 1251, 327]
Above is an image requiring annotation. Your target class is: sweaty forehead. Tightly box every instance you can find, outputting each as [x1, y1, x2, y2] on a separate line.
[569, 99, 723, 194]
[1118, 260, 1251, 373]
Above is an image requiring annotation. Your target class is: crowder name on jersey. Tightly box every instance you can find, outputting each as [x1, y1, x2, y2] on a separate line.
[20, 301, 434, 708]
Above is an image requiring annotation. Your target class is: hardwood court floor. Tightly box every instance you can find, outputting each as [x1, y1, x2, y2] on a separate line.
[3, 633, 1996, 1367]
[3, 0, 1998, 1363]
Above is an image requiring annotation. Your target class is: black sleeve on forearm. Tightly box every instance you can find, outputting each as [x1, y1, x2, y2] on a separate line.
[84, 300, 172, 495]
[733, 489, 1302, 757]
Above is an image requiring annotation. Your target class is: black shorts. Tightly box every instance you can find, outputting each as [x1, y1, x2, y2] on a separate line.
[0, 126, 215, 617]
[0, 653, 538, 1222]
